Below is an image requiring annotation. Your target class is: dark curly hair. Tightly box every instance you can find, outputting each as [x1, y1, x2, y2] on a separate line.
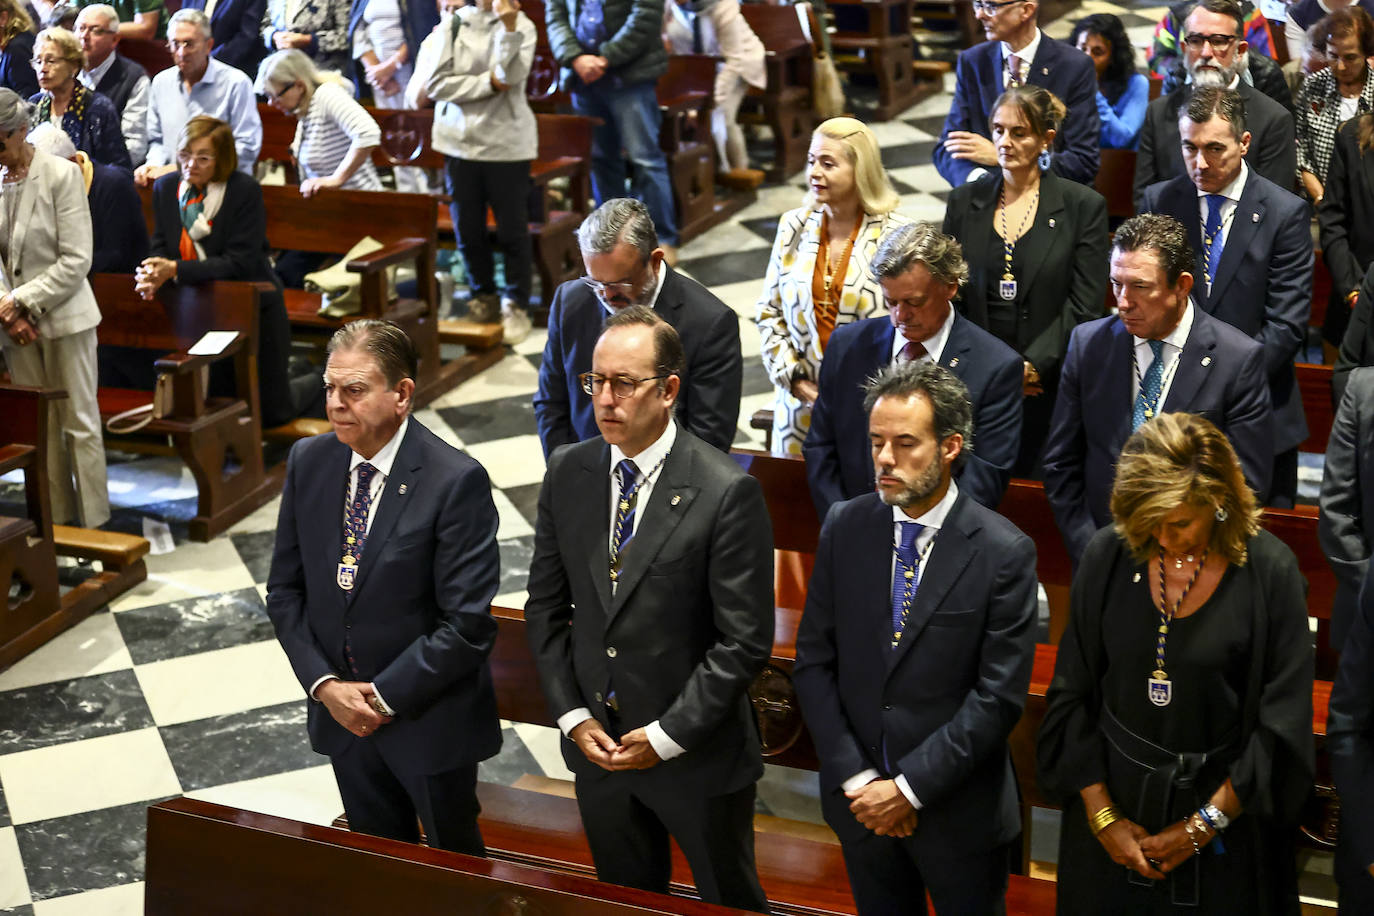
[1069, 13, 1136, 105]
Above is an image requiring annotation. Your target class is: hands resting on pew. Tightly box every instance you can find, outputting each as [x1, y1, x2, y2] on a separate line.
[569, 718, 663, 771]
[134, 163, 178, 187]
[0, 292, 38, 346]
[846, 779, 917, 838]
[135, 257, 177, 300]
[318, 679, 393, 737]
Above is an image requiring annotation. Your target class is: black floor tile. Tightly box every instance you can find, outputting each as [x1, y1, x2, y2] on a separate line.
[740, 216, 782, 245]
[0, 671, 153, 754]
[880, 140, 940, 169]
[15, 799, 169, 901]
[159, 701, 317, 792]
[230, 529, 277, 585]
[677, 247, 772, 287]
[0, 779, 10, 829]
[0, 905, 34, 915]
[497, 535, 535, 597]
[478, 725, 547, 786]
[741, 359, 774, 399]
[114, 587, 275, 666]
[502, 483, 542, 530]
[435, 393, 539, 446]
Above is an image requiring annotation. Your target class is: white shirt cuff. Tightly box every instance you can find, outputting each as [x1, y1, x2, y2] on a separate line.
[369, 682, 394, 716]
[966, 167, 989, 183]
[644, 719, 686, 761]
[842, 768, 881, 793]
[308, 673, 338, 700]
[895, 774, 922, 810]
[557, 707, 594, 736]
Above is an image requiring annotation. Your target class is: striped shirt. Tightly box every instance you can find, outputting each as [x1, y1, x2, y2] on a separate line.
[293, 81, 383, 189]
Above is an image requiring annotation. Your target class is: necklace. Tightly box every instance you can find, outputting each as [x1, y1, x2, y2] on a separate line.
[609, 449, 671, 582]
[997, 184, 1038, 301]
[1200, 202, 1236, 291]
[1147, 547, 1209, 707]
[1131, 342, 1182, 423]
[817, 213, 861, 304]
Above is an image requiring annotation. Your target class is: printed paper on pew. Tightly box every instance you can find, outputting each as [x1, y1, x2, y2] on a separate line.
[188, 331, 238, 356]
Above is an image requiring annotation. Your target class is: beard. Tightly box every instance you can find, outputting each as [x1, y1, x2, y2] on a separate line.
[1188, 54, 1241, 88]
[877, 454, 944, 509]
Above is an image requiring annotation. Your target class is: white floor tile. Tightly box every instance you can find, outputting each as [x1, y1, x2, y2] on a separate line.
[865, 119, 934, 147]
[0, 826, 31, 908]
[493, 589, 529, 611]
[185, 764, 343, 827]
[109, 539, 258, 613]
[492, 488, 535, 540]
[461, 435, 549, 488]
[33, 882, 144, 916]
[135, 641, 303, 727]
[226, 494, 285, 535]
[0, 729, 181, 825]
[511, 722, 575, 781]
[0, 613, 133, 692]
[427, 353, 543, 408]
[679, 222, 772, 261]
[512, 328, 549, 357]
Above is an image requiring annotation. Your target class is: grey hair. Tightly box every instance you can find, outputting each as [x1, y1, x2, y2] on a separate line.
[870, 222, 970, 289]
[0, 88, 33, 135]
[862, 361, 974, 466]
[327, 319, 419, 393]
[254, 48, 350, 97]
[577, 198, 658, 260]
[28, 122, 76, 158]
[168, 8, 212, 39]
[75, 3, 120, 28]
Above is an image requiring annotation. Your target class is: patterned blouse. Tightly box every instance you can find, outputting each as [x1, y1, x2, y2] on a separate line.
[262, 0, 355, 77]
[29, 83, 132, 171]
[1296, 65, 1374, 185]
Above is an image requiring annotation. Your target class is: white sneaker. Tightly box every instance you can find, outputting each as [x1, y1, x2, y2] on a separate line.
[500, 300, 532, 345]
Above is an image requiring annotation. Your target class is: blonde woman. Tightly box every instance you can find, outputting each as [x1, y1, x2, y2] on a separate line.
[755, 116, 909, 457]
[28, 26, 129, 168]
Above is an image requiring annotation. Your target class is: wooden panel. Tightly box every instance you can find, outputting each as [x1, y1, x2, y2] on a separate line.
[1298, 362, 1335, 454]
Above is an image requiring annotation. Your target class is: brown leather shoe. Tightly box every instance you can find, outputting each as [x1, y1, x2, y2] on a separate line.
[719, 168, 766, 191]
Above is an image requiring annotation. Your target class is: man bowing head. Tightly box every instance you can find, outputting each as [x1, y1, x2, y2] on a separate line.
[266, 319, 502, 855]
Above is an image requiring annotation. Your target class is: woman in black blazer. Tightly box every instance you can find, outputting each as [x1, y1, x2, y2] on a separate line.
[942, 85, 1109, 476]
[1320, 115, 1374, 360]
[135, 115, 297, 427]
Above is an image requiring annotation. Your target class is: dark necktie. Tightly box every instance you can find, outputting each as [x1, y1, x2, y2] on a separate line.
[610, 459, 639, 586]
[900, 340, 927, 363]
[691, 10, 704, 53]
[1008, 54, 1024, 87]
[1132, 340, 1165, 431]
[343, 462, 378, 566]
[1203, 194, 1225, 293]
[890, 521, 924, 648]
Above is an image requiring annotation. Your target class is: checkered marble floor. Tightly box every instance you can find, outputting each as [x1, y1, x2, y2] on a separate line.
[0, 3, 1327, 912]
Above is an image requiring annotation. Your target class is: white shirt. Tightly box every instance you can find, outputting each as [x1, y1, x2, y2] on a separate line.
[598, 259, 667, 317]
[80, 54, 151, 164]
[307, 417, 410, 710]
[1195, 160, 1248, 293]
[1129, 301, 1195, 411]
[843, 480, 961, 810]
[889, 305, 955, 365]
[557, 419, 686, 762]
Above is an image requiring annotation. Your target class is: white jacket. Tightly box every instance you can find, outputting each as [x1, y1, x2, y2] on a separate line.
[413, 6, 538, 162]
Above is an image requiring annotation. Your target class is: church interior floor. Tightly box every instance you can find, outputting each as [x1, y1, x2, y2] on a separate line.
[0, 2, 1335, 911]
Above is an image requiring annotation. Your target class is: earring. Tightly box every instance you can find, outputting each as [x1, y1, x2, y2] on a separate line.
[1215, 506, 1228, 522]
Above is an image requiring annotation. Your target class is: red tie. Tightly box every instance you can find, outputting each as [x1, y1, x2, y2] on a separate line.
[1008, 54, 1024, 86]
[901, 340, 928, 362]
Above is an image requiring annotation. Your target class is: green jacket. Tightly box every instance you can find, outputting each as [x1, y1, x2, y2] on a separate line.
[544, 0, 667, 91]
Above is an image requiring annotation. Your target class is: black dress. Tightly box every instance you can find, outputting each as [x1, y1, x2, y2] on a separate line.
[1038, 529, 1315, 915]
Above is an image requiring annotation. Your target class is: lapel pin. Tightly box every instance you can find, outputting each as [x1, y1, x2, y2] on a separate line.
[1201, 356, 1212, 366]
[1048, 218, 1056, 228]
[949, 356, 960, 368]
[1041, 67, 1048, 75]
[398, 483, 408, 495]
[1133, 572, 1141, 583]
[1251, 212, 1259, 223]
[670, 494, 681, 506]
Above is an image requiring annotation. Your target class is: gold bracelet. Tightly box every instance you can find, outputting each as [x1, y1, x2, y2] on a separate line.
[1183, 817, 1201, 856]
[1088, 804, 1122, 836]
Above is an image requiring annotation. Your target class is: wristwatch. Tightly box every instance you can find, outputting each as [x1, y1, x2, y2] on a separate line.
[1202, 804, 1230, 831]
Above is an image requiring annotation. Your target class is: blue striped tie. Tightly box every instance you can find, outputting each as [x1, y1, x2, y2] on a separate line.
[1132, 340, 1165, 430]
[1203, 194, 1225, 293]
[891, 521, 923, 648]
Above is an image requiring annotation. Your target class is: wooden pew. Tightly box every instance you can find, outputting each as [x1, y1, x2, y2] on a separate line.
[117, 37, 173, 76]
[829, 0, 928, 120]
[1299, 362, 1335, 454]
[0, 385, 149, 669]
[1095, 148, 1136, 225]
[912, 0, 980, 49]
[738, 4, 815, 181]
[90, 275, 282, 541]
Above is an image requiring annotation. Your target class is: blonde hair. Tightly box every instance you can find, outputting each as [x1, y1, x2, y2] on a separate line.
[0, 0, 33, 45]
[255, 48, 351, 110]
[35, 26, 83, 67]
[806, 117, 900, 216]
[1109, 412, 1261, 566]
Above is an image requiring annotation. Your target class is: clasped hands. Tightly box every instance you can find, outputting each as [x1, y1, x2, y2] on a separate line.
[1096, 815, 1215, 881]
[135, 257, 176, 300]
[572, 53, 609, 85]
[570, 718, 662, 771]
[319, 679, 392, 737]
[0, 293, 38, 346]
[847, 778, 917, 838]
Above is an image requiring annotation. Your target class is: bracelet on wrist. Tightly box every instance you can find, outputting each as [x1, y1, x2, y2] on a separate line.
[1088, 804, 1122, 836]
[1183, 817, 1202, 856]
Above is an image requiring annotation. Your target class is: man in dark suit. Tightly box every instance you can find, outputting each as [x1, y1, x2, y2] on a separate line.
[793, 361, 1038, 915]
[1044, 213, 1273, 563]
[266, 320, 502, 855]
[176, 0, 267, 74]
[535, 198, 742, 458]
[804, 222, 1022, 520]
[76, 4, 150, 164]
[1330, 555, 1374, 910]
[934, 0, 1099, 187]
[525, 306, 773, 911]
[1140, 84, 1312, 506]
[1335, 261, 1374, 405]
[1319, 367, 1374, 650]
[1134, 0, 1296, 206]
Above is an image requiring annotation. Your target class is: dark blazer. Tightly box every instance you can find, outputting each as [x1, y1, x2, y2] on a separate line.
[1330, 555, 1374, 905]
[1043, 309, 1274, 562]
[1134, 81, 1297, 206]
[1320, 118, 1374, 371]
[941, 169, 1109, 383]
[1140, 171, 1313, 453]
[89, 162, 149, 274]
[533, 268, 743, 457]
[180, 0, 269, 74]
[92, 53, 147, 115]
[1337, 263, 1374, 405]
[1, 31, 37, 100]
[265, 420, 503, 774]
[802, 313, 1023, 519]
[934, 33, 1099, 187]
[523, 426, 775, 797]
[1319, 367, 1374, 650]
[30, 87, 132, 170]
[1160, 53, 1293, 116]
[793, 490, 1037, 855]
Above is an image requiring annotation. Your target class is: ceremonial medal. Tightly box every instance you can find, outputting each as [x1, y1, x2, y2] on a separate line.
[1148, 671, 1173, 707]
[337, 562, 357, 590]
[999, 275, 1017, 300]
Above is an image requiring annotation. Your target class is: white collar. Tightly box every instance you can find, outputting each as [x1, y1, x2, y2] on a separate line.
[1132, 300, 1195, 351]
[84, 52, 117, 85]
[349, 416, 409, 477]
[1002, 28, 1042, 69]
[599, 260, 668, 317]
[890, 479, 959, 530]
[891, 305, 955, 364]
[1196, 159, 1248, 204]
[610, 417, 677, 478]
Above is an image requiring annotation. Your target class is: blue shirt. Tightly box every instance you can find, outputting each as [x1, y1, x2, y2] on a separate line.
[1097, 71, 1148, 150]
[144, 58, 262, 173]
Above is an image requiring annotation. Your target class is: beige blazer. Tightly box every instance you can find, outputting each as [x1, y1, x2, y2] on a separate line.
[755, 205, 912, 456]
[0, 149, 98, 339]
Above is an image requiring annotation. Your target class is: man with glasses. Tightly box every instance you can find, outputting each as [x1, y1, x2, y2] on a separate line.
[535, 197, 742, 458]
[934, 0, 1099, 187]
[1147, 0, 1292, 114]
[134, 7, 261, 184]
[74, 0, 165, 41]
[176, 0, 268, 76]
[75, 4, 149, 163]
[526, 305, 774, 912]
[1134, 0, 1296, 205]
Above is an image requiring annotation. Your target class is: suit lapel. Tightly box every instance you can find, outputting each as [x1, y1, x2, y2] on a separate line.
[1208, 179, 1264, 304]
[886, 496, 978, 677]
[5, 158, 39, 287]
[1162, 308, 1215, 413]
[1105, 321, 1137, 455]
[1012, 172, 1067, 300]
[958, 180, 1000, 326]
[580, 442, 614, 615]
[300, 436, 353, 607]
[608, 435, 699, 622]
[348, 423, 422, 602]
[853, 497, 899, 656]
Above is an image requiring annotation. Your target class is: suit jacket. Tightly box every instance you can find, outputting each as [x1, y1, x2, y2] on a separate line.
[523, 426, 775, 797]
[1043, 309, 1274, 562]
[1134, 81, 1297, 207]
[1321, 119, 1374, 401]
[792, 490, 1038, 855]
[1329, 553, 1374, 888]
[934, 33, 1099, 187]
[265, 420, 503, 774]
[0, 149, 99, 339]
[1337, 264, 1374, 406]
[1140, 171, 1312, 452]
[181, 0, 268, 74]
[0, 32, 37, 100]
[941, 169, 1109, 383]
[802, 313, 1023, 519]
[89, 162, 149, 274]
[534, 267, 743, 457]
[1319, 367, 1374, 650]
[93, 53, 147, 114]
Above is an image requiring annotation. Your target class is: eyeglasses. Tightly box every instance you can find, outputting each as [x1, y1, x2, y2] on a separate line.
[177, 152, 215, 166]
[30, 56, 71, 69]
[265, 81, 299, 103]
[168, 38, 204, 52]
[1183, 32, 1238, 50]
[972, 0, 1025, 14]
[578, 372, 670, 399]
[580, 276, 639, 297]
[75, 25, 114, 36]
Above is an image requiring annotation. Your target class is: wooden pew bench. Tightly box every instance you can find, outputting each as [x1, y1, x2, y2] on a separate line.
[739, 3, 815, 181]
[829, 0, 930, 120]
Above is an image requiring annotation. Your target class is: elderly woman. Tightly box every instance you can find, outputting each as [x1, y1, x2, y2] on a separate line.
[1038, 412, 1314, 915]
[261, 0, 353, 78]
[756, 116, 910, 457]
[0, 88, 108, 527]
[135, 115, 297, 427]
[1070, 13, 1148, 150]
[0, 0, 36, 97]
[942, 85, 1108, 476]
[1297, 9, 1374, 205]
[27, 26, 129, 168]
